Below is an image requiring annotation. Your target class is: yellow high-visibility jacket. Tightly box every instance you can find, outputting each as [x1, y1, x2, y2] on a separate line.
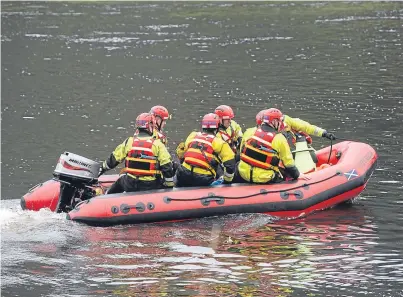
[283, 115, 325, 141]
[239, 127, 257, 151]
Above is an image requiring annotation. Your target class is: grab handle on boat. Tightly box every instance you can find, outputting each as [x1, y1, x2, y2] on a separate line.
[165, 172, 340, 202]
[120, 202, 146, 213]
[280, 190, 304, 200]
[201, 195, 225, 206]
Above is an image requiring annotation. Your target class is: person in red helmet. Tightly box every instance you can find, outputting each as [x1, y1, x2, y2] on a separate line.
[175, 113, 235, 187]
[241, 108, 336, 160]
[150, 105, 170, 145]
[214, 105, 243, 153]
[233, 108, 310, 184]
[99, 112, 175, 193]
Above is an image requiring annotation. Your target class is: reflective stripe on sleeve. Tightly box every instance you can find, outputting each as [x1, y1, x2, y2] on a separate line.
[224, 171, 234, 178]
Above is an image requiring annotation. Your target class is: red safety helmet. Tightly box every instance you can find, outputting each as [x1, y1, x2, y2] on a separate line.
[262, 108, 285, 131]
[150, 105, 169, 120]
[201, 113, 220, 129]
[255, 109, 267, 126]
[214, 105, 234, 120]
[135, 112, 153, 133]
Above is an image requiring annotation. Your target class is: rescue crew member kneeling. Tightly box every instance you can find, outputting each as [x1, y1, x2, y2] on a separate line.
[99, 112, 175, 194]
[234, 108, 310, 184]
[175, 113, 236, 187]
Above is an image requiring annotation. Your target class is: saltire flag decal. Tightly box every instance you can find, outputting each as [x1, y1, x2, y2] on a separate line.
[344, 169, 358, 180]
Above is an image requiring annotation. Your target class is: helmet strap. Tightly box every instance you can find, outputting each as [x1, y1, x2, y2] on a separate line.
[262, 123, 276, 132]
[155, 116, 163, 131]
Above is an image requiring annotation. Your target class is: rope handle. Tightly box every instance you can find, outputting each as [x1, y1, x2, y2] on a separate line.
[166, 172, 341, 202]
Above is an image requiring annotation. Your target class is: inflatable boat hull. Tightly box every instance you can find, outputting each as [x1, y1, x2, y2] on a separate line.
[67, 141, 377, 226]
[21, 141, 377, 226]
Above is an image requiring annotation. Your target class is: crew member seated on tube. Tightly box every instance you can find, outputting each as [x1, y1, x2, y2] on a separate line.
[242, 109, 336, 163]
[233, 108, 310, 184]
[99, 112, 175, 194]
[150, 105, 170, 146]
[214, 105, 243, 153]
[175, 113, 236, 187]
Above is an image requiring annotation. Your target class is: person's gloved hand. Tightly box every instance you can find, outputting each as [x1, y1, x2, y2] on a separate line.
[322, 131, 336, 140]
[98, 163, 107, 177]
[176, 142, 186, 160]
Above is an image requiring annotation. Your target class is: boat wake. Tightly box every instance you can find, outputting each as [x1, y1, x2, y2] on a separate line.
[1, 199, 65, 231]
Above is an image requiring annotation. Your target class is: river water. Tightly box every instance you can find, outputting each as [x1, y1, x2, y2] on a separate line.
[1, 2, 402, 297]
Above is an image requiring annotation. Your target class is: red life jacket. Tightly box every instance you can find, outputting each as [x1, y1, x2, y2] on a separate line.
[183, 133, 217, 172]
[122, 137, 160, 177]
[240, 128, 280, 170]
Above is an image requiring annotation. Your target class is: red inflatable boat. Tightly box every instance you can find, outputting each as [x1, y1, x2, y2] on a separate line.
[21, 141, 377, 226]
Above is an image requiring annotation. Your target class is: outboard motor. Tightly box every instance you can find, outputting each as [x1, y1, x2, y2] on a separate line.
[53, 152, 100, 213]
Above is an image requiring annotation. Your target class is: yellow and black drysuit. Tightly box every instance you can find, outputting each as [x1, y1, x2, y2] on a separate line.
[233, 125, 300, 184]
[282, 115, 325, 148]
[101, 131, 174, 194]
[175, 131, 236, 187]
[216, 120, 243, 153]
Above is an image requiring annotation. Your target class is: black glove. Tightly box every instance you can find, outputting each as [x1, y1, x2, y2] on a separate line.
[322, 131, 336, 140]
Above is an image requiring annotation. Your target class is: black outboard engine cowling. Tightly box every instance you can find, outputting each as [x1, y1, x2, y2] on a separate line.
[53, 152, 100, 213]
